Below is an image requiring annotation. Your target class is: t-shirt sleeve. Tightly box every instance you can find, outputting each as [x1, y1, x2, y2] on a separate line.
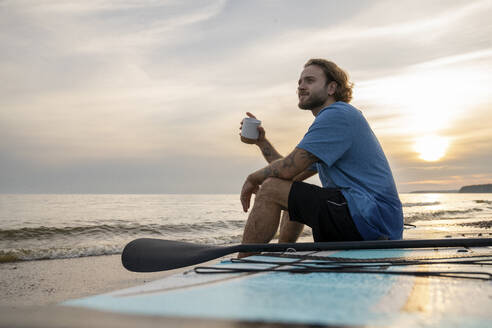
[297, 110, 352, 167]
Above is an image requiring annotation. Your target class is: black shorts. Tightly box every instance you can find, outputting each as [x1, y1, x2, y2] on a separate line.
[288, 181, 363, 242]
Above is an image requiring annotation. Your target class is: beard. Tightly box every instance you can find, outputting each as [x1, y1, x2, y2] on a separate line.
[298, 92, 329, 110]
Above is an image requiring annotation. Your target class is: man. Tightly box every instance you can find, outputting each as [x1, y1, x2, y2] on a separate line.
[239, 58, 403, 257]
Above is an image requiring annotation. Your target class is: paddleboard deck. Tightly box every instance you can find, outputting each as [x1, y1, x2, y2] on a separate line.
[63, 245, 492, 327]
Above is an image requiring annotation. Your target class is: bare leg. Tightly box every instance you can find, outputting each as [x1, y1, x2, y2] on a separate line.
[239, 178, 292, 258]
[278, 211, 304, 243]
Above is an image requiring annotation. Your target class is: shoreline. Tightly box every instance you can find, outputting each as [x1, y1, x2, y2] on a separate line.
[0, 254, 197, 309]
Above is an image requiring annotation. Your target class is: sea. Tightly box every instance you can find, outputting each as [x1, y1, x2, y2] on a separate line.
[1, 193, 492, 263]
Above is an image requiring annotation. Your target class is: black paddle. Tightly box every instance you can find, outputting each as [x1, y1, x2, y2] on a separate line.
[121, 237, 492, 272]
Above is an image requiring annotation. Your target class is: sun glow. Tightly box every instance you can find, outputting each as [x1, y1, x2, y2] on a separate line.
[355, 55, 492, 166]
[414, 135, 450, 162]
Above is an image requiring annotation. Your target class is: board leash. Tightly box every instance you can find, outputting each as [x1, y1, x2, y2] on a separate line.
[194, 250, 492, 281]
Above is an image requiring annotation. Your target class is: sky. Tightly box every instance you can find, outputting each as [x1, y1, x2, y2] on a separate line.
[1, 0, 491, 194]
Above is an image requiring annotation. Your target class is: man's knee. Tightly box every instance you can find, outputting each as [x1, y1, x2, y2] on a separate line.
[259, 177, 283, 195]
[256, 178, 292, 208]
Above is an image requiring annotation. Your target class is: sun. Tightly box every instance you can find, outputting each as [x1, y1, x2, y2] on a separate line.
[414, 135, 450, 162]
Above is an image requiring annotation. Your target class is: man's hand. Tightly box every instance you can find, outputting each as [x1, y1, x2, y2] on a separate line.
[240, 147, 318, 212]
[239, 112, 265, 145]
[239, 112, 283, 163]
[240, 176, 259, 212]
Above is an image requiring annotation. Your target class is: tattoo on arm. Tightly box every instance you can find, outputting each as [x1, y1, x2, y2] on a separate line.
[281, 152, 296, 169]
[277, 148, 318, 179]
[300, 150, 318, 162]
[261, 166, 279, 180]
[265, 149, 311, 179]
[253, 147, 318, 184]
[259, 141, 282, 163]
[261, 146, 272, 158]
[261, 167, 272, 180]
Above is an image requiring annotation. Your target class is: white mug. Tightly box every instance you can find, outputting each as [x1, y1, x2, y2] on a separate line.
[241, 117, 261, 140]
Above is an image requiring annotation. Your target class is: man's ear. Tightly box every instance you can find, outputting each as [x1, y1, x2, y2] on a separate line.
[327, 81, 337, 96]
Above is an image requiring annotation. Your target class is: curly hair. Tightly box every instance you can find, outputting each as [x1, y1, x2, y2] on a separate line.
[304, 59, 354, 103]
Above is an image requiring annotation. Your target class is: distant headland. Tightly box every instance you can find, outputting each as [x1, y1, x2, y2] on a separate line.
[410, 184, 492, 193]
[458, 184, 492, 193]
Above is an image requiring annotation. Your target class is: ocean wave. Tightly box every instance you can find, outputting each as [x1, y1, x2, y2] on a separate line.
[0, 228, 317, 263]
[474, 200, 492, 205]
[430, 208, 483, 216]
[402, 201, 441, 207]
[0, 232, 248, 263]
[0, 245, 122, 263]
[186, 234, 243, 246]
[404, 208, 484, 223]
[0, 220, 246, 241]
[458, 221, 492, 229]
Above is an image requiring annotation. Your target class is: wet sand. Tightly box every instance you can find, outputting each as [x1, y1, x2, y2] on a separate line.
[0, 254, 184, 309]
[0, 254, 299, 328]
[0, 254, 242, 327]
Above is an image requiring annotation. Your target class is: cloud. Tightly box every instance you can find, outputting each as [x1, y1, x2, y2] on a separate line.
[220, 0, 492, 80]
[1, 0, 491, 192]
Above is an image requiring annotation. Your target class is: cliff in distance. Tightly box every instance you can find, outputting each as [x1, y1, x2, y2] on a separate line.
[459, 184, 492, 193]
[410, 183, 492, 193]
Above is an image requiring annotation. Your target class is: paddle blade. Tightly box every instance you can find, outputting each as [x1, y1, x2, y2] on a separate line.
[121, 238, 237, 272]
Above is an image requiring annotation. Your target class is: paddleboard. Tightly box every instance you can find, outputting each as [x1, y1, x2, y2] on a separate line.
[64, 244, 492, 327]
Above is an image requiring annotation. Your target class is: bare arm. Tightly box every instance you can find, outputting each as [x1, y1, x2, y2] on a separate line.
[256, 139, 282, 163]
[240, 147, 318, 211]
[239, 112, 317, 186]
[252, 147, 318, 183]
[292, 169, 317, 182]
[256, 137, 316, 179]
[255, 136, 316, 180]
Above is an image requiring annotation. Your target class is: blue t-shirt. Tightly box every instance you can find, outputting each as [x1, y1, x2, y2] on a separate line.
[298, 101, 403, 240]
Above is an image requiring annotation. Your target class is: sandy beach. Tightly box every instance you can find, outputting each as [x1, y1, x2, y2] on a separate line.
[0, 254, 242, 327]
[0, 254, 182, 309]
[2, 253, 305, 328]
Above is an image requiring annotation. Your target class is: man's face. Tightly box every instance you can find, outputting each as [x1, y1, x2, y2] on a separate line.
[297, 65, 330, 110]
